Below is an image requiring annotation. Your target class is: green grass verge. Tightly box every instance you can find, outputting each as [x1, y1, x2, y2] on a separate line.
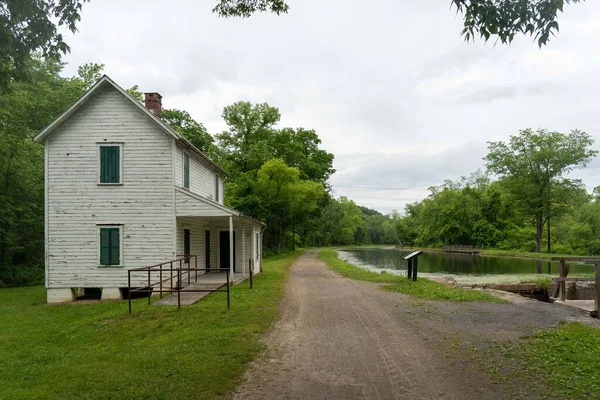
[519, 276, 553, 289]
[318, 248, 504, 303]
[479, 249, 583, 260]
[0, 250, 303, 400]
[512, 322, 600, 399]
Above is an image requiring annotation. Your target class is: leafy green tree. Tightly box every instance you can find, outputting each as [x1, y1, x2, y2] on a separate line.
[255, 159, 324, 253]
[485, 128, 597, 253]
[162, 109, 215, 155]
[451, 0, 583, 47]
[216, 101, 281, 174]
[126, 85, 143, 102]
[213, 0, 581, 46]
[213, 0, 288, 17]
[272, 127, 335, 182]
[319, 197, 364, 246]
[0, 0, 89, 89]
[0, 57, 87, 286]
[77, 62, 104, 89]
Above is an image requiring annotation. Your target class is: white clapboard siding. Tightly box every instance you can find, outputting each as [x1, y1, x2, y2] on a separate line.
[176, 217, 208, 270]
[175, 145, 224, 204]
[175, 188, 232, 217]
[46, 85, 174, 288]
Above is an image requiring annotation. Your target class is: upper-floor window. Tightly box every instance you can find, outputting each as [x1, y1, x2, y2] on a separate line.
[183, 152, 190, 189]
[215, 174, 220, 202]
[98, 144, 122, 184]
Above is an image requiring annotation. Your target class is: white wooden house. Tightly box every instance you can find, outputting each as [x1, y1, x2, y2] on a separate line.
[34, 76, 264, 303]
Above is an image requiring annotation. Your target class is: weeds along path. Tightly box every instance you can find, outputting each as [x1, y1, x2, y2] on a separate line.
[235, 250, 513, 400]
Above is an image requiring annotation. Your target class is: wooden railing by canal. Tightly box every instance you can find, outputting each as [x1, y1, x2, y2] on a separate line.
[551, 256, 600, 318]
[442, 245, 480, 254]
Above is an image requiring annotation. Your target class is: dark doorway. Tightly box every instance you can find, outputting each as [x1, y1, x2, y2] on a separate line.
[219, 231, 236, 272]
[184, 229, 191, 264]
[205, 230, 211, 271]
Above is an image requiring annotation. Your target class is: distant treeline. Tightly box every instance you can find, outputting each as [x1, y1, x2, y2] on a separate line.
[390, 128, 600, 255]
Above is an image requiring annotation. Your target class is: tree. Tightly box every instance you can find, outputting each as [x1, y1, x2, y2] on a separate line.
[255, 159, 324, 253]
[213, 0, 582, 47]
[319, 197, 364, 246]
[485, 128, 597, 253]
[162, 109, 215, 155]
[0, 0, 89, 89]
[213, 0, 288, 17]
[77, 62, 104, 89]
[451, 0, 584, 47]
[0, 56, 87, 286]
[216, 101, 281, 174]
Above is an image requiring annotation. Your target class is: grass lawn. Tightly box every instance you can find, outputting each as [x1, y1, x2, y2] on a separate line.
[0, 250, 303, 400]
[506, 322, 600, 399]
[318, 248, 504, 302]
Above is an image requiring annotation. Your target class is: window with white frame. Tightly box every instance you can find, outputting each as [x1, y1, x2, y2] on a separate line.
[98, 225, 122, 266]
[98, 143, 122, 184]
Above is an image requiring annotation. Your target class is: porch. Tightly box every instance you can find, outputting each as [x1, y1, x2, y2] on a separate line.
[175, 188, 265, 283]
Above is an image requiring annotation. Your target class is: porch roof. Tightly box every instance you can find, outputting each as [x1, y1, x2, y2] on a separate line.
[175, 188, 265, 227]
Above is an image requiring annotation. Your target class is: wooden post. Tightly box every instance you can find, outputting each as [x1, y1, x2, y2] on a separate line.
[128, 270, 132, 314]
[229, 216, 234, 284]
[413, 257, 418, 281]
[249, 258, 253, 289]
[407, 259, 413, 279]
[242, 224, 246, 277]
[559, 259, 568, 301]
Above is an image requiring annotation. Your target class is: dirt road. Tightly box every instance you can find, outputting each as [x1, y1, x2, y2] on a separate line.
[234, 251, 597, 400]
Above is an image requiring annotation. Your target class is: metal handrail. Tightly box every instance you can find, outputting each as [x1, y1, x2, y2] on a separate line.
[127, 255, 231, 313]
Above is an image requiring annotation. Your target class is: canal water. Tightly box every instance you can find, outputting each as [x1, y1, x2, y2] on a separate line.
[337, 247, 592, 284]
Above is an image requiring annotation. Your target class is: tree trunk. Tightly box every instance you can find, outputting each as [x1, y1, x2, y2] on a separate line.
[277, 214, 284, 254]
[292, 224, 295, 251]
[535, 217, 543, 253]
[547, 218, 551, 253]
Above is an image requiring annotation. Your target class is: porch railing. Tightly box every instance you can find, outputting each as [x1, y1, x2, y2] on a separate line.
[127, 255, 230, 313]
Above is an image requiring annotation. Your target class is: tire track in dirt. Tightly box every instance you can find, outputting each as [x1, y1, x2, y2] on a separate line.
[234, 250, 510, 400]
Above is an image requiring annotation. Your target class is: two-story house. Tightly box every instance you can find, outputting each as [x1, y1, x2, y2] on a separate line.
[34, 76, 264, 303]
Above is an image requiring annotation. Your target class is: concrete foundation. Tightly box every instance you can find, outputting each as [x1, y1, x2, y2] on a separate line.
[101, 288, 122, 301]
[47, 288, 76, 303]
[550, 281, 596, 300]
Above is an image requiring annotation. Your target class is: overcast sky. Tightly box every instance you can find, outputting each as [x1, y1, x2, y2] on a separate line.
[60, 0, 600, 214]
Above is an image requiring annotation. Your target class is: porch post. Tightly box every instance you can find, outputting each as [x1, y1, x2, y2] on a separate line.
[242, 223, 246, 277]
[229, 215, 234, 283]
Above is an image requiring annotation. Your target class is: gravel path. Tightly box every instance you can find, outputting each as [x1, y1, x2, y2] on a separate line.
[234, 250, 600, 400]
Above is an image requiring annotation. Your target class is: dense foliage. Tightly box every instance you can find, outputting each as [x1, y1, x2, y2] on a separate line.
[212, 0, 582, 46]
[389, 164, 600, 256]
[0, 0, 89, 89]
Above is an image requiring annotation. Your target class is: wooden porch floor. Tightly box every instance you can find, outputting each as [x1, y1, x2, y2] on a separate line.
[153, 272, 247, 306]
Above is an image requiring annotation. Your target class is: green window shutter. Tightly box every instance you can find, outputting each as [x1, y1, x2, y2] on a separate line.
[100, 146, 120, 183]
[100, 228, 120, 266]
[183, 153, 190, 189]
[215, 175, 219, 202]
[100, 229, 111, 265]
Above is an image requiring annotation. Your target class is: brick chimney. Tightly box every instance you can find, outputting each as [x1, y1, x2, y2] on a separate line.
[144, 92, 162, 118]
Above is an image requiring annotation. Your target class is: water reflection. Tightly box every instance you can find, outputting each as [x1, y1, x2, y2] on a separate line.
[337, 247, 591, 284]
